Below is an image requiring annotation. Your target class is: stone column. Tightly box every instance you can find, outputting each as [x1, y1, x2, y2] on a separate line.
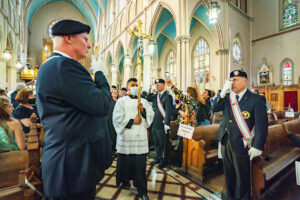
[111, 64, 118, 86]
[143, 54, 152, 92]
[176, 36, 190, 91]
[0, 59, 7, 89]
[123, 55, 132, 87]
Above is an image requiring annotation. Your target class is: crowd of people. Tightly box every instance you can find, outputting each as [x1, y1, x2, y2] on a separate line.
[0, 19, 299, 200]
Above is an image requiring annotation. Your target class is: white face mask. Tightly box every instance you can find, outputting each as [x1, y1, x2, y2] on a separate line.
[130, 86, 138, 96]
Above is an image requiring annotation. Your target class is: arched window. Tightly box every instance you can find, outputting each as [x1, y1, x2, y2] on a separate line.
[232, 36, 242, 64]
[119, 0, 125, 13]
[280, 0, 298, 30]
[281, 58, 293, 86]
[109, 1, 113, 25]
[166, 50, 176, 80]
[193, 38, 210, 89]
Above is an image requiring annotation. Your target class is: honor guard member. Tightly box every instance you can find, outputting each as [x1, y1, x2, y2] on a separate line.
[147, 79, 173, 169]
[36, 19, 112, 199]
[213, 70, 268, 200]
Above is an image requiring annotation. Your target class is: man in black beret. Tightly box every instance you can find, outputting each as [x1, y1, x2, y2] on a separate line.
[212, 70, 268, 200]
[147, 78, 173, 169]
[36, 19, 112, 199]
[119, 87, 127, 97]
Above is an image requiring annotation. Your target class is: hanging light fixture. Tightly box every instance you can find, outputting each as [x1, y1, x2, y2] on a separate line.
[124, 54, 131, 65]
[15, 59, 22, 68]
[148, 40, 155, 55]
[3, 48, 12, 60]
[209, 1, 220, 24]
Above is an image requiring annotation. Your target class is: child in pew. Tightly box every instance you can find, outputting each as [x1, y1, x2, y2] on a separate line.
[0, 96, 26, 152]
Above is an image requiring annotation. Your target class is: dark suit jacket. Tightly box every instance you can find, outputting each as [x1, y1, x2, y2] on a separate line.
[147, 91, 173, 129]
[212, 89, 268, 155]
[36, 52, 112, 197]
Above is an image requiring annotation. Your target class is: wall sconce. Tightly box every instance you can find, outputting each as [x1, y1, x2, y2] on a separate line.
[3, 49, 12, 60]
[15, 59, 22, 69]
[124, 54, 131, 65]
[148, 40, 155, 55]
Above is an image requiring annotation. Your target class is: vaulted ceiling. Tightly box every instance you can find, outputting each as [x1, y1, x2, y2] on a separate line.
[24, 0, 108, 39]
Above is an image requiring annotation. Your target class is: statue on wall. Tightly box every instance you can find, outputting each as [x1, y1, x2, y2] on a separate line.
[257, 58, 273, 86]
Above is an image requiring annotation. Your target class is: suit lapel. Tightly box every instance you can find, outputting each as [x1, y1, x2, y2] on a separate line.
[238, 89, 251, 109]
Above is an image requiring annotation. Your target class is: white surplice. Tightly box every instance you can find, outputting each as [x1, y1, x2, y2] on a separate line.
[113, 96, 154, 155]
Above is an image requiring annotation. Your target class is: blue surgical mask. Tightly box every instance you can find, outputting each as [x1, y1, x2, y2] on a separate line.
[130, 86, 138, 96]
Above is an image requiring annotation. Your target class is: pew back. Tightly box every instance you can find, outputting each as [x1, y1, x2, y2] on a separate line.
[284, 118, 300, 134]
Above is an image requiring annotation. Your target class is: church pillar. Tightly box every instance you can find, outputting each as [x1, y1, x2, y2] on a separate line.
[176, 36, 190, 91]
[111, 64, 118, 86]
[0, 59, 6, 89]
[123, 55, 132, 86]
[143, 54, 152, 91]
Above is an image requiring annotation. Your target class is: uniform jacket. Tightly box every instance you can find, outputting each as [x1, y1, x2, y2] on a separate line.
[212, 89, 268, 155]
[36, 52, 112, 197]
[147, 91, 173, 129]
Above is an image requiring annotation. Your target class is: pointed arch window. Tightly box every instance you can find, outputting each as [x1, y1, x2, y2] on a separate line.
[166, 50, 176, 80]
[233, 36, 242, 64]
[281, 58, 293, 86]
[280, 0, 299, 30]
[193, 38, 210, 89]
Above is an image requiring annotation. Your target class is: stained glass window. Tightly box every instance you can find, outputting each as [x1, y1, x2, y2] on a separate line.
[281, 59, 293, 86]
[166, 50, 176, 81]
[193, 38, 210, 89]
[48, 20, 61, 39]
[280, 0, 298, 29]
[233, 36, 242, 64]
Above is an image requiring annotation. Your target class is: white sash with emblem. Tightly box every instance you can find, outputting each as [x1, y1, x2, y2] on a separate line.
[229, 92, 254, 148]
[157, 93, 166, 122]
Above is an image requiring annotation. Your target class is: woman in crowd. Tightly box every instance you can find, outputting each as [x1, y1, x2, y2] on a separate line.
[107, 88, 119, 155]
[195, 84, 212, 126]
[0, 96, 26, 152]
[13, 88, 38, 134]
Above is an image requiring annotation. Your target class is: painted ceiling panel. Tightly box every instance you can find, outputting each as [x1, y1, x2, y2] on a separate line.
[190, 17, 197, 33]
[154, 9, 173, 38]
[193, 4, 214, 33]
[118, 46, 124, 61]
[132, 37, 138, 52]
[162, 20, 176, 40]
[156, 34, 167, 60]
[25, 0, 107, 40]
[119, 57, 124, 72]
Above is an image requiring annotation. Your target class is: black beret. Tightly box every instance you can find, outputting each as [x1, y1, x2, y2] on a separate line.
[51, 20, 90, 36]
[155, 79, 165, 84]
[230, 70, 247, 79]
[121, 87, 127, 91]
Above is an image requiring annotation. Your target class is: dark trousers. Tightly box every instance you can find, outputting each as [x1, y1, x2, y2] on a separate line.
[152, 127, 169, 165]
[221, 134, 251, 200]
[116, 154, 147, 196]
[50, 188, 96, 200]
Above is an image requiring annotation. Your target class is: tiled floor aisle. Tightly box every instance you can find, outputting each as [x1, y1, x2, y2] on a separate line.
[95, 158, 221, 200]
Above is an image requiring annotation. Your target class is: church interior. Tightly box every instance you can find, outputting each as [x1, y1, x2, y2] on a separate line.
[0, 0, 300, 200]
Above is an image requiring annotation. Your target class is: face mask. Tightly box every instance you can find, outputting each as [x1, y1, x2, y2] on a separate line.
[130, 87, 138, 96]
[28, 98, 36, 104]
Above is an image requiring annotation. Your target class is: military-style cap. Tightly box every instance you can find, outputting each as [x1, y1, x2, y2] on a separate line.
[155, 79, 165, 84]
[230, 70, 247, 79]
[51, 20, 90, 36]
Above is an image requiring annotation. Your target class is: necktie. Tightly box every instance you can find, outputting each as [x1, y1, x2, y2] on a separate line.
[236, 95, 239, 102]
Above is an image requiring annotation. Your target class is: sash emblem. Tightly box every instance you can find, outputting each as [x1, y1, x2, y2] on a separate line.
[242, 111, 250, 119]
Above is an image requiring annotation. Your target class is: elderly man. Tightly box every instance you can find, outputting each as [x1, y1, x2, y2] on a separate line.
[213, 70, 268, 200]
[36, 19, 112, 199]
[146, 79, 173, 169]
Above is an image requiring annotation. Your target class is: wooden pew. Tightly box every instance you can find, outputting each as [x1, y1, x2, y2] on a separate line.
[181, 124, 220, 182]
[0, 150, 29, 200]
[283, 118, 300, 134]
[252, 123, 300, 199]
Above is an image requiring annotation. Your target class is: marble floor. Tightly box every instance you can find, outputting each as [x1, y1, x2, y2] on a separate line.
[95, 157, 221, 200]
